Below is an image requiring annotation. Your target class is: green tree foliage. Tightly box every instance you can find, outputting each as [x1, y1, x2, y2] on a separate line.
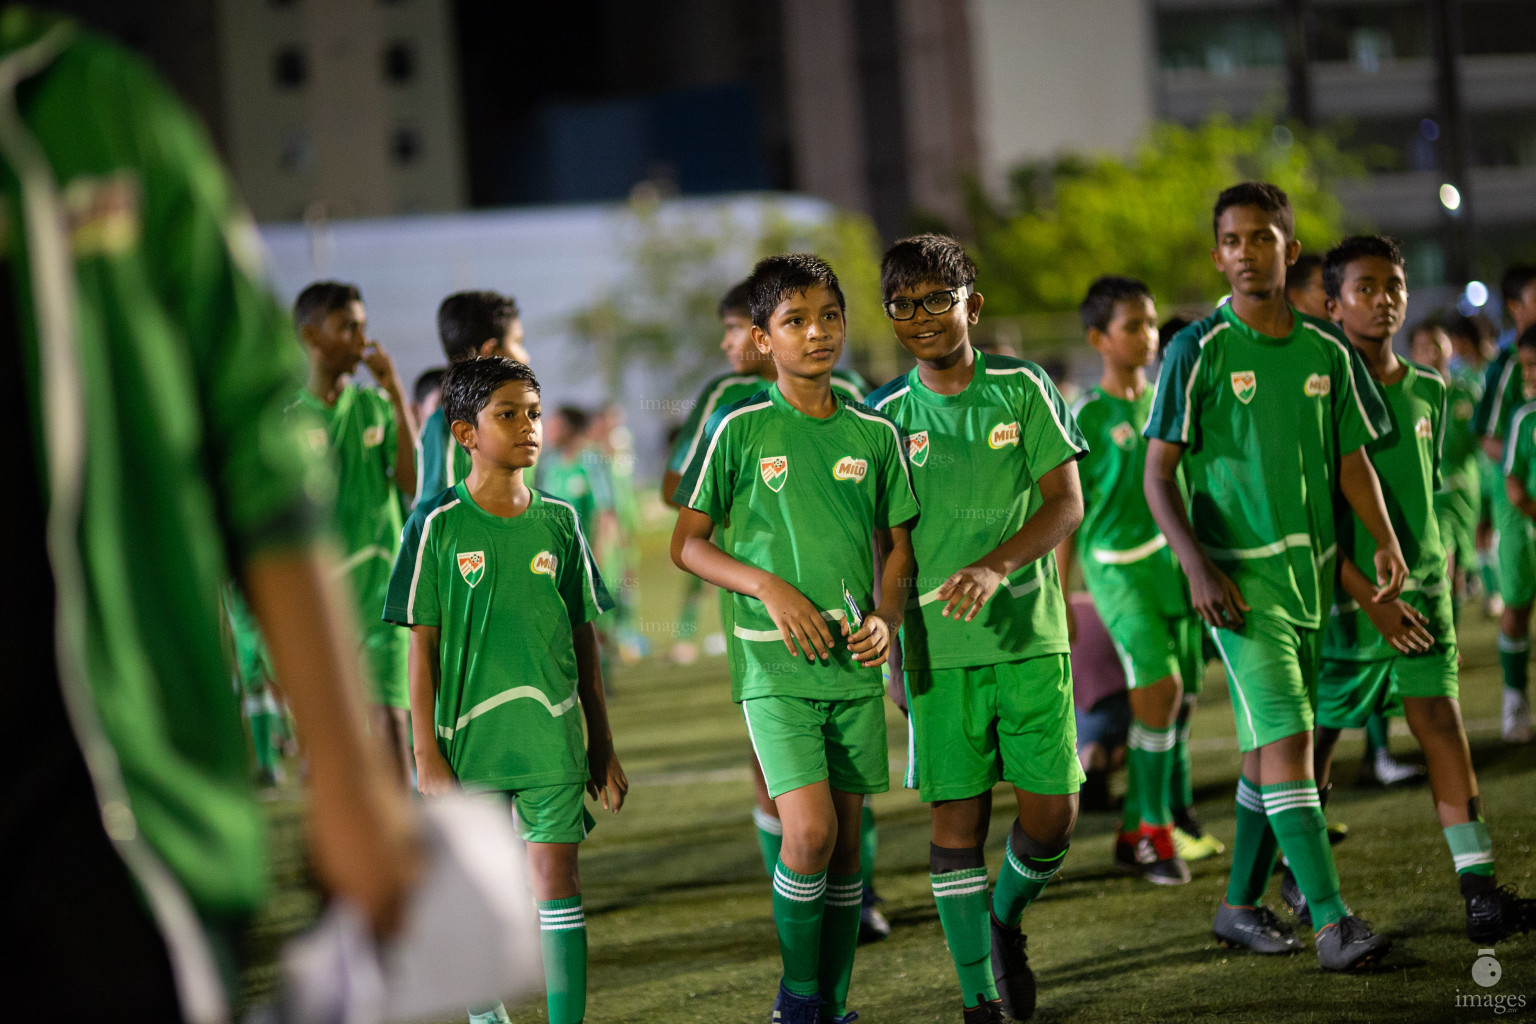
[968, 114, 1367, 316]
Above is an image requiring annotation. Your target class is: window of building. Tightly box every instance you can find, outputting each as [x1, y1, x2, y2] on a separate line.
[1157, 10, 1285, 73]
[274, 46, 307, 89]
[1462, 0, 1536, 56]
[1311, 2, 1431, 65]
[1468, 109, 1536, 168]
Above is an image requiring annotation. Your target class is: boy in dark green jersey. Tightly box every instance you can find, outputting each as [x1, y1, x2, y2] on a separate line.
[1413, 321, 1482, 615]
[1314, 236, 1535, 942]
[1058, 275, 1212, 888]
[292, 282, 418, 786]
[386, 357, 626, 1024]
[868, 235, 1087, 1023]
[672, 254, 918, 1024]
[662, 279, 886, 939]
[1145, 183, 1410, 971]
[415, 290, 529, 503]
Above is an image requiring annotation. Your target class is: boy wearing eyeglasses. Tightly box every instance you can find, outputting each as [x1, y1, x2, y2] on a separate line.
[867, 234, 1087, 1024]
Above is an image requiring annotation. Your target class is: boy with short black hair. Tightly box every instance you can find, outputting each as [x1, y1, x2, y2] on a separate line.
[672, 254, 918, 1024]
[413, 365, 446, 427]
[1314, 235, 1535, 942]
[416, 290, 528, 502]
[1145, 182, 1408, 971]
[1285, 253, 1328, 319]
[386, 355, 626, 1024]
[1472, 263, 1536, 742]
[868, 234, 1086, 1022]
[1058, 274, 1215, 886]
[662, 278, 883, 940]
[292, 280, 418, 785]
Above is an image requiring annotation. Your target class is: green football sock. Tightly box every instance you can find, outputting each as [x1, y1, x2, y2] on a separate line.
[992, 821, 1067, 928]
[1262, 781, 1348, 930]
[1445, 820, 1496, 880]
[1499, 632, 1529, 694]
[931, 845, 998, 1008]
[1129, 720, 1176, 827]
[818, 873, 862, 1018]
[1225, 777, 1279, 905]
[1171, 698, 1196, 814]
[754, 807, 784, 880]
[538, 896, 587, 1024]
[859, 800, 878, 893]
[1364, 714, 1389, 760]
[1120, 749, 1142, 836]
[772, 860, 826, 997]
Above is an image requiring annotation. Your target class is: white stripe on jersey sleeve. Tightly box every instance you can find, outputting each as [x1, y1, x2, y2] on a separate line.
[676, 374, 759, 475]
[1506, 403, 1536, 476]
[543, 495, 605, 613]
[869, 383, 910, 412]
[685, 399, 774, 511]
[407, 498, 460, 622]
[984, 364, 1086, 454]
[1491, 356, 1518, 437]
[1177, 322, 1227, 444]
[1304, 323, 1380, 441]
[846, 405, 917, 509]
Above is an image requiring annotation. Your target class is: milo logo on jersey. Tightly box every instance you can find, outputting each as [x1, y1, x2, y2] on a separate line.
[457, 551, 486, 588]
[1455, 399, 1474, 420]
[988, 422, 1020, 449]
[1230, 371, 1256, 404]
[363, 424, 385, 448]
[833, 456, 868, 482]
[760, 455, 789, 492]
[530, 550, 558, 577]
[1415, 416, 1434, 439]
[1304, 373, 1331, 397]
[906, 431, 930, 467]
[1111, 422, 1137, 451]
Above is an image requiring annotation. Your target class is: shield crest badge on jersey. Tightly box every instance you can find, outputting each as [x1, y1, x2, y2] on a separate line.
[457, 551, 486, 588]
[1230, 371, 1257, 405]
[907, 431, 929, 467]
[1111, 422, 1136, 451]
[760, 455, 788, 492]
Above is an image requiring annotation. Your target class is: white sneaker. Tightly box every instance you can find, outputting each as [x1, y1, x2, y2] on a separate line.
[1502, 688, 1532, 743]
[1372, 748, 1425, 785]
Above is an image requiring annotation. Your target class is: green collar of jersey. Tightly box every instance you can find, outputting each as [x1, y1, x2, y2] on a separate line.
[293, 382, 356, 419]
[455, 479, 547, 523]
[1218, 300, 1309, 347]
[769, 379, 845, 425]
[903, 347, 988, 408]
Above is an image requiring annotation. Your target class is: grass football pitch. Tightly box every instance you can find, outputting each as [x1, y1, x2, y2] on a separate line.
[243, 533, 1536, 1023]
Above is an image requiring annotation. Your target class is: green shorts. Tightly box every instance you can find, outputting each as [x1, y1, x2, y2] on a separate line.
[1209, 613, 1320, 752]
[1492, 483, 1536, 608]
[1102, 606, 1205, 696]
[1317, 645, 1460, 730]
[742, 695, 890, 799]
[904, 654, 1085, 802]
[363, 621, 410, 709]
[507, 783, 596, 844]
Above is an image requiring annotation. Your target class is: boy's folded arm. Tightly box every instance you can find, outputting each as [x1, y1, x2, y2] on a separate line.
[670, 505, 775, 597]
[978, 458, 1084, 579]
[1338, 447, 1408, 599]
[1144, 438, 1248, 628]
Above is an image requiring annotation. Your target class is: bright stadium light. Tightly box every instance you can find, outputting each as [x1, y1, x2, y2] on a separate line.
[1466, 281, 1489, 307]
[1440, 183, 1462, 211]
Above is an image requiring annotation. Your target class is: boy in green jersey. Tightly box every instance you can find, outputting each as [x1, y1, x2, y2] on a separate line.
[868, 235, 1086, 1023]
[1471, 264, 1536, 741]
[1313, 236, 1536, 942]
[662, 279, 886, 941]
[416, 290, 529, 502]
[292, 282, 418, 786]
[672, 254, 917, 1024]
[1057, 275, 1211, 888]
[386, 356, 627, 1024]
[1446, 314, 1502, 614]
[1144, 183, 1410, 971]
[1413, 321, 1482, 613]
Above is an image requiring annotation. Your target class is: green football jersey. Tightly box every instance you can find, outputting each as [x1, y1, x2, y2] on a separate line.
[668, 367, 869, 474]
[1473, 348, 1525, 452]
[867, 351, 1087, 670]
[291, 385, 403, 634]
[415, 405, 471, 505]
[674, 384, 919, 700]
[1145, 304, 1390, 629]
[1071, 384, 1192, 619]
[384, 484, 613, 790]
[1503, 399, 1536, 501]
[1324, 361, 1453, 660]
[535, 447, 614, 539]
[1437, 373, 1482, 508]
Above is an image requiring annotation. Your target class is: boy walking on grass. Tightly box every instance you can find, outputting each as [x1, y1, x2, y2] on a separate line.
[672, 254, 918, 1024]
[868, 235, 1087, 1022]
[387, 356, 627, 1024]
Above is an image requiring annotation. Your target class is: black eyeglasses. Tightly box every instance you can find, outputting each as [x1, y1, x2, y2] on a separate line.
[884, 286, 970, 321]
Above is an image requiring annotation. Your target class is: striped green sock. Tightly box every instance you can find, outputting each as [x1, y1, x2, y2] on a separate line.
[818, 873, 862, 1018]
[772, 860, 826, 997]
[992, 821, 1067, 928]
[1445, 820, 1496, 880]
[754, 807, 784, 880]
[1129, 720, 1176, 827]
[859, 800, 878, 893]
[1262, 781, 1348, 930]
[537, 896, 587, 1024]
[931, 845, 998, 1008]
[1225, 777, 1279, 906]
[1499, 632, 1529, 693]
